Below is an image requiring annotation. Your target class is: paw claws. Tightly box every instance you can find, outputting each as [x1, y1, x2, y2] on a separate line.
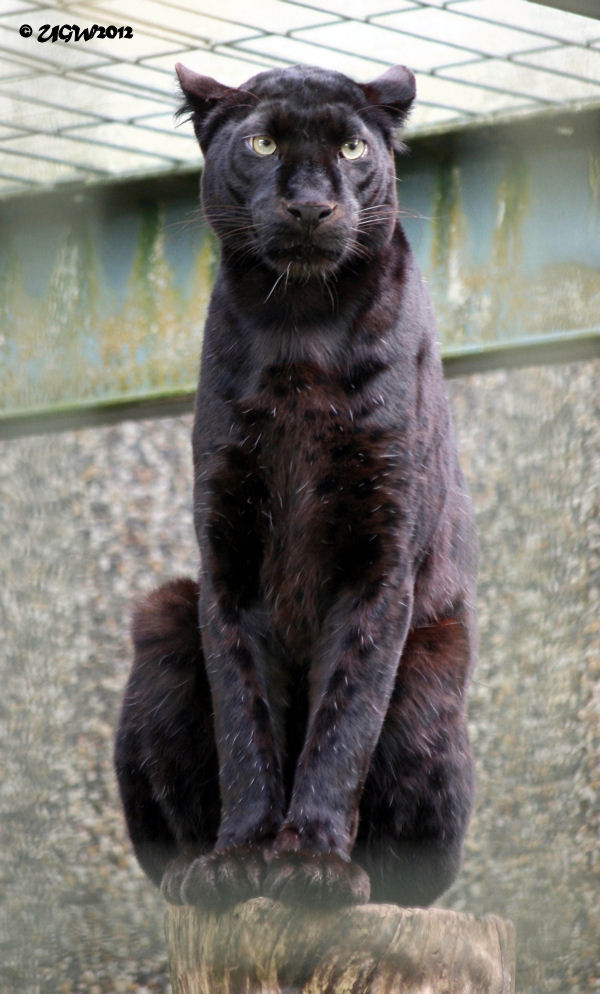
[168, 847, 266, 909]
[162, 847, 371, 909]
[263, 851, 371, 907]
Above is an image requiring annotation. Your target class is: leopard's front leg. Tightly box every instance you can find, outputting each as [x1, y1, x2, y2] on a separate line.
[264, 583, 413, 906]
[173, 584, 286, 909]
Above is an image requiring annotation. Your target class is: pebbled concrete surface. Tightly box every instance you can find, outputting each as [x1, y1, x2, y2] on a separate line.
[0, 360, 598, 993]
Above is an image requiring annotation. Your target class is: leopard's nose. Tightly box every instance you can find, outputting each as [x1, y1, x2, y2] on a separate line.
[283, 201, 337, 227]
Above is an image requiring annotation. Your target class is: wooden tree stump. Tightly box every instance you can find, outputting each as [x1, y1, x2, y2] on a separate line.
[166, 898, 515, 994]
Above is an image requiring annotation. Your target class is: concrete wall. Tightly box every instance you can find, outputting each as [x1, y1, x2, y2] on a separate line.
[1, 358, 598, 993]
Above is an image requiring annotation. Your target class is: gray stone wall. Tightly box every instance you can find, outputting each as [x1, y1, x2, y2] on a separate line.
[1, 360, 598, 993]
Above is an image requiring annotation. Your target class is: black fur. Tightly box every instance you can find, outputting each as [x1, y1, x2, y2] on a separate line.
[115, 62, 477, 909]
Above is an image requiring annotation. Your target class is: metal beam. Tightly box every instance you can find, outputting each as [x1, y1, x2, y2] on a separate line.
[528, 0, 600, 20]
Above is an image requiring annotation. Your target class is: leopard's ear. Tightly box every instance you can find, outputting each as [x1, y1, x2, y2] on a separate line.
[175, 64, 234, 110]
[175, 63, 246, 151]
[358, 65, 416, 136]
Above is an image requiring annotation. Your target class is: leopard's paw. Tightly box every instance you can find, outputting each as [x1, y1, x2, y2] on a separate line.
[263, 850, 370, 907]
[175, 846, 265, 909]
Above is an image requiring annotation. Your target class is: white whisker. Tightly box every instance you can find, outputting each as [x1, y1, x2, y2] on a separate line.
[265, 266, 290, 303]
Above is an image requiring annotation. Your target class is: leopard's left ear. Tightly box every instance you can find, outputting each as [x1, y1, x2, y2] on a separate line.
[175, 63, 248, 152]
[358, 65, 416, 133]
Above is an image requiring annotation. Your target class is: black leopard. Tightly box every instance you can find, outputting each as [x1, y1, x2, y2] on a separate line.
[114, 61, 478, 909]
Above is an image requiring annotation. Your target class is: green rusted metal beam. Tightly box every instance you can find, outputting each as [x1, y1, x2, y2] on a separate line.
[0, 388, 196, 441]
[1, 106, 599, 437]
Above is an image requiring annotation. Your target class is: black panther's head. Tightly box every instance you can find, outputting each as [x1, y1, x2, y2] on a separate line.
[176, 63, 415, 281]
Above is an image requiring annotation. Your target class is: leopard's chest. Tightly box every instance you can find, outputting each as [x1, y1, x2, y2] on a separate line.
[206, 365, 405, 654]
[247, 378, 351, 647]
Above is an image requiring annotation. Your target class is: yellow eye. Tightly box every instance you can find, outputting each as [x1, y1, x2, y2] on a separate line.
[250, 135, 277, 156]
[340, 138, 367, 160]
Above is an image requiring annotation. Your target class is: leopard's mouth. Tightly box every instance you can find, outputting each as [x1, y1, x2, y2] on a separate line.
[256, 218, 350, 278]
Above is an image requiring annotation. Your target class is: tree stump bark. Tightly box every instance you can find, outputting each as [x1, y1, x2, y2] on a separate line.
[166, 898, 515, 994]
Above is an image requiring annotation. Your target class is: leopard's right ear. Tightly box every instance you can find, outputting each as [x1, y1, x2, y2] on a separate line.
[358, 65, 416, 149]
[175, 63, 247, 151]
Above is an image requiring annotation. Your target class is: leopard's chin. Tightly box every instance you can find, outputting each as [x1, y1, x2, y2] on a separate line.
[268, 247, 346, 282]
[289, 258, 337, 282]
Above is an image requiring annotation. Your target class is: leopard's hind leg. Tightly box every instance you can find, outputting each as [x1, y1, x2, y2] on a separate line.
[114, 578, 220, 896]
[355, 614, 475, 906]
